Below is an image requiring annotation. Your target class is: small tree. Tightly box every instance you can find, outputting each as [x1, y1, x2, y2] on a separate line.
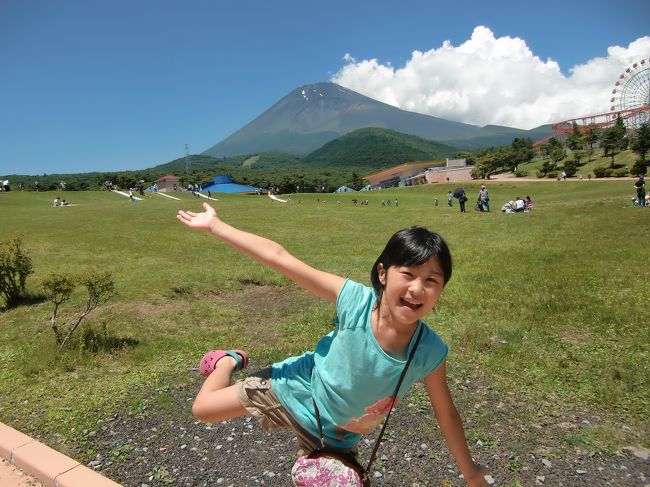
[630, 123, 650, 163]
[540, 159, 557, 177]
[349, 171, 365, 190]
[550, 147, 566, 166]
[566, 122, 584, 152]
[472, 152, 497, 179]
[510, 138, 534, 170]
[584, 124, 599, 161]
[600, 119, 627, 166]
[42, 270, 116, 351]
[0, 236, 33, 308]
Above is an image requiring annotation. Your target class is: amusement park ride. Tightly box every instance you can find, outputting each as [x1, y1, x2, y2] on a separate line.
[534, 58, 650, 148]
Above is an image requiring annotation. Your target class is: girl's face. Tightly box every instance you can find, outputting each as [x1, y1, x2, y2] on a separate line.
[377, 257, 445, 326]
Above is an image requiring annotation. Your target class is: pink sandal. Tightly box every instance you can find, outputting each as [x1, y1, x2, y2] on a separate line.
[199, 349, 248, 376]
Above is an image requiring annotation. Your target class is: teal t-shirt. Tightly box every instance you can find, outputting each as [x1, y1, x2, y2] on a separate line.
[270, 279, 448, 449]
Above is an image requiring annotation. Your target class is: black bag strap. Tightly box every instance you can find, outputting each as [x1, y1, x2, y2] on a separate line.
[313, 324, 424, 476]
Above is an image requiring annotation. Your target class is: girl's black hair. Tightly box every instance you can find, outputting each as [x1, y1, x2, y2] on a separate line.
[370, 226, 452, 304]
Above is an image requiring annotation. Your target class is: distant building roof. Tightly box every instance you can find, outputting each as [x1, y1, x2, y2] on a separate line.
[364, 161, 444, 182]
[364, 161, 446, 187]
[155, 175, 180, 183]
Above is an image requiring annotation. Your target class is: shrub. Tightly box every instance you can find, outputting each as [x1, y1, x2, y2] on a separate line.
[0, 236, 33, 308]
[612, 168, 629, 178]
[630, 159, 647, 176]
[42, 270, 116, 351]
[514, 169, 528, 177]
[593, 167, 615, 178]
[80, 323, 139, 354]
[563, 160, 578, 177]
[593, 167, 607, 178]
[546, 171, 559, 179]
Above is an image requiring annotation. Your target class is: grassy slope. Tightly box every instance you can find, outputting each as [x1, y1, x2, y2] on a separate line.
[519, 147, 641, 177]
[0, 182, 647, 458]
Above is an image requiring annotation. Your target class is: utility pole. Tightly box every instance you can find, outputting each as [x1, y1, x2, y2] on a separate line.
[185, 144, 192, 176]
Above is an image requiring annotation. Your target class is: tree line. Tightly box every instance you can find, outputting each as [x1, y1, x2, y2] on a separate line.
[8, 121, 648, 191]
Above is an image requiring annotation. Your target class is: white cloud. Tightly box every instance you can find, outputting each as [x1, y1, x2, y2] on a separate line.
[331, 27, 650, 129]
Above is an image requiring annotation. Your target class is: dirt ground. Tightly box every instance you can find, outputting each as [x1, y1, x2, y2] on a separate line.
[83, 364, 649, 487]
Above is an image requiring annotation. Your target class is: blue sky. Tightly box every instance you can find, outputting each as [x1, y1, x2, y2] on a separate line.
[1, 0, 648, 176]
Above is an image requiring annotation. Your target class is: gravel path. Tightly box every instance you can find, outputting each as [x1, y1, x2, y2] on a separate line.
[84, 367, 649, 487]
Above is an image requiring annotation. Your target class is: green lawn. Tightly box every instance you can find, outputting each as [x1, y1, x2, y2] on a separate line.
[0, 182, 647, 458]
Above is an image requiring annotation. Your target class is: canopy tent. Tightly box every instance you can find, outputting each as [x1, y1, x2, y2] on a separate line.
[202, 176, 261, 194]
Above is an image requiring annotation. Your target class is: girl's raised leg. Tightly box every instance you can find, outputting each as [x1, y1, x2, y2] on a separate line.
[192, 356, 248, 422]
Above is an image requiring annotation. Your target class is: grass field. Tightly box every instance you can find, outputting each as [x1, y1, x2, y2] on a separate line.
[0, 180, 648, 460]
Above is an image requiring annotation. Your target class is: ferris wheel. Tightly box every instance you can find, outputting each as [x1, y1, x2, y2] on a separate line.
[609, 58, 650, 128]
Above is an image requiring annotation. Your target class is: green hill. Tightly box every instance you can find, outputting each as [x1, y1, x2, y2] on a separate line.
[150, 152, 302, 174]
[303, 127, 457, 168]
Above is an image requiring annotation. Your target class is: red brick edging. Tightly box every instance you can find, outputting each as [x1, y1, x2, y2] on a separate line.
[0, 422, 122, 487]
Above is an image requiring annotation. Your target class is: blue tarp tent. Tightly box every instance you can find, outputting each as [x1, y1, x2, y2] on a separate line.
[201, 176, 261, 194]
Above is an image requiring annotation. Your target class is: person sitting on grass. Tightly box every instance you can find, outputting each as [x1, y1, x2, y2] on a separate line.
[514, 197, 525, 213]
[176, 202, 490, 486]
[525, 196, 533, 211]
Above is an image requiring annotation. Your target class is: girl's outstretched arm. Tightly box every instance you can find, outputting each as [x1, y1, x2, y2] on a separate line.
[424, 362, 491, 487]
[177, 203, 345, 303]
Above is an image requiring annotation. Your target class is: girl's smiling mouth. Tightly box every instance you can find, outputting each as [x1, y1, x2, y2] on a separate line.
[400, 298, 422, 310]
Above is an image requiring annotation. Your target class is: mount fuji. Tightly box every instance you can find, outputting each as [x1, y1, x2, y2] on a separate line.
[203, 82, 552, 157]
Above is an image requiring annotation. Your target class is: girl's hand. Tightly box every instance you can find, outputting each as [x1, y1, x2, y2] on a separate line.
[177, 203, 219, 233]
[464, 464, 491, 486]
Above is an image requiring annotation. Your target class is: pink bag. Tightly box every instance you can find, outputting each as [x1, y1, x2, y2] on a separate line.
[291, 450, 367, 486]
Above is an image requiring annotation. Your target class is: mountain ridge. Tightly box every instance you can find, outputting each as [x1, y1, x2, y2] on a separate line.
[203, 82, 552, 156]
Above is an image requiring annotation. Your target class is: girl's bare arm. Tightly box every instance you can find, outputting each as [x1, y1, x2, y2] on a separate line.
[424, 362, 490, 487]
[177, 203, 345, 303]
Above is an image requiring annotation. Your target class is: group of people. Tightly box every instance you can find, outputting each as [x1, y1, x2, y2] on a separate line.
[501, 196, 533, 213]
[51, 196, 69, 207]
[443, 186, 489, 213]
[381, 198, 399, 206]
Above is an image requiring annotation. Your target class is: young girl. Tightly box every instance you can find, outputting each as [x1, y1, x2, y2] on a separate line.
[177, 203, 489, 486]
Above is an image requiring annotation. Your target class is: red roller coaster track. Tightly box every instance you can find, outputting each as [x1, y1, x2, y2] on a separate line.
[533, 105, 650, 148]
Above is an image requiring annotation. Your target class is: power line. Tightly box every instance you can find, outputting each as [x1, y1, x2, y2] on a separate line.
[185, 144, 192, 175]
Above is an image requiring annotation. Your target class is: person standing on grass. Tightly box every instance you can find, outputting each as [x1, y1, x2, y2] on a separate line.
[634, 175, 645, 207]
[459, 191, 467, 213]
[177, 202, 490, 486]
[447, 191, 453, 207]
[478, 185, 490, 212]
